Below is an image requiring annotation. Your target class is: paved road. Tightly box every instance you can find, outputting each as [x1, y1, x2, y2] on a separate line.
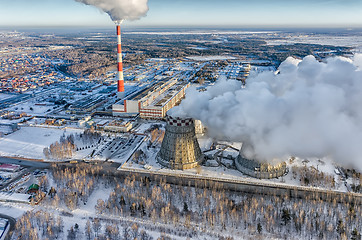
[0, 213, 16, 231]
[0, 157, 50, 168]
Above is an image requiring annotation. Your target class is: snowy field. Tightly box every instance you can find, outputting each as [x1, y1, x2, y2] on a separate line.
[8, 102, 54, 115]
[186, 55, 237, 61]
[0, 127, 81, 159]
[126, 30, 276, 35]
[0, 93, 13, 100]
[266, 34, 362, 53]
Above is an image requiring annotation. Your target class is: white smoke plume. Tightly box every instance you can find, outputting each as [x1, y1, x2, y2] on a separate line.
[170, 54, 362, 171]
[75, 0, 148, 21]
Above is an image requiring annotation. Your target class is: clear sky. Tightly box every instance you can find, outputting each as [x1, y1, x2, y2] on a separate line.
[0, 0, 362, 28]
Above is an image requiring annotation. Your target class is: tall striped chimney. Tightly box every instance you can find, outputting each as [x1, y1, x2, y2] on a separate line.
[116, 23, 125, 99]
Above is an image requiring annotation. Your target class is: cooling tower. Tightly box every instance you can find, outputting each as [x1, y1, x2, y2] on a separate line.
[116, 24, 125, 99]
[157, 115, 204, 170]
[235, 148, 287, 179]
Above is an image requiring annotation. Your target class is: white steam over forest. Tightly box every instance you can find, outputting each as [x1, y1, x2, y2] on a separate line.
[171, 54, 362, 171]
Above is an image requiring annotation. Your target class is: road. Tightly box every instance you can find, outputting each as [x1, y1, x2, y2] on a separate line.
[0, 213, 16, 239]
[0, 214, 15, 231]
[0, 157, 50, 168]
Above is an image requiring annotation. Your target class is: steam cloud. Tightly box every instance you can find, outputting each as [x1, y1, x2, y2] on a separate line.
[75, 0, 148, 21]
[171, 54, 362, 170]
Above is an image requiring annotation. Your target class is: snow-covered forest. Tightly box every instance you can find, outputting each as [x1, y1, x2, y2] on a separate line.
[43, 129, 102, 160]
[10, 164, 361, 240]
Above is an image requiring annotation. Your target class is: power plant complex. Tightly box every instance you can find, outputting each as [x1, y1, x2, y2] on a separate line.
[111, 23, 190, 119]
[156, 114, 287, 178]
[111, 23, 287, 179]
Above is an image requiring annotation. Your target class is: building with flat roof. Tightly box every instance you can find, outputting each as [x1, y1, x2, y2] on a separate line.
[103, 120, 133, 132]
[70, 95, 107, 114]
[112, 78, 190, 119]
[0, 163, 20, 172]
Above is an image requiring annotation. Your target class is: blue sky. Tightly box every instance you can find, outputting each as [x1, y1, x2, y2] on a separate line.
[0, 0, 362, 27]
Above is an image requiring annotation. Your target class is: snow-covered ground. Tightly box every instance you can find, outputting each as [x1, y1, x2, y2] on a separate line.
[0, 126, 81, 159]
[122, 137, 349, 193]
[186, 55, 237, 61]
[266, 34, 362, 53]
[0, 202, 31, 218]
[0, 93, 13, 101]
[72, 187, 112, 218]
[7, 103, 53, 115]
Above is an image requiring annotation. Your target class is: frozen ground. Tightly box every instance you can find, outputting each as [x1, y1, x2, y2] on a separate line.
[126, 30, 275, 35]
[0, 202, 31, 218]
[0, 126, 81, 159]
[0, 93, 13, 101]
[186, 55, 237, 61]
[266, 34, 362, 53]
[7, 102, 53, 115]
[72, 186, 112, 218]
[122, 138, 349, 193]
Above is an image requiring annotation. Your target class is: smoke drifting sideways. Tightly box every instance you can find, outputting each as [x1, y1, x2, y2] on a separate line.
[170, 54, 362, 171]
[75, 0, 148, 21]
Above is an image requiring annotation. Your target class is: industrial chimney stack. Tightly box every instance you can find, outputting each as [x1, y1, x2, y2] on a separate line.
[116, 23, 125, 99]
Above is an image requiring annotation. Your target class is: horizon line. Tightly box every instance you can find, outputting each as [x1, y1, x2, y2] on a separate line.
[1, 24, 362, 29]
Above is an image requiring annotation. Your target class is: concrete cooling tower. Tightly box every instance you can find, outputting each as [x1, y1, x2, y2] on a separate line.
[157, 115, 204, 170]
[235, 148, 287, 179]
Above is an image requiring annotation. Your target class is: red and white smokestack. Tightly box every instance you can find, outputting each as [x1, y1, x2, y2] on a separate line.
[116, 22, 125, 99]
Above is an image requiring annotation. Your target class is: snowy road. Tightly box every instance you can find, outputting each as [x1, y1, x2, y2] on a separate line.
[0, 157, 50, 168]
[0, 213, 16, 232]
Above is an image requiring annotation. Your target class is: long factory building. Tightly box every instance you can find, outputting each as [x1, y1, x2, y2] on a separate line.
[112, 78, 190, 119]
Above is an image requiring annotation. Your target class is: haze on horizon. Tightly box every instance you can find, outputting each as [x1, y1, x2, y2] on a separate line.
[0, 0, 362, 28]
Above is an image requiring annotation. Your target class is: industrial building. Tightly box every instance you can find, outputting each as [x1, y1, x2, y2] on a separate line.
[221, 62, 251, 84]
[0, 163, 20, 172]
[235, 150, 287, 179]
[236, 63, 251, 83]
[70, 95, 107, 114]
[157, 114, 204, 170]
[112, 79, 190, 119]
[103, 120, 133, 132]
